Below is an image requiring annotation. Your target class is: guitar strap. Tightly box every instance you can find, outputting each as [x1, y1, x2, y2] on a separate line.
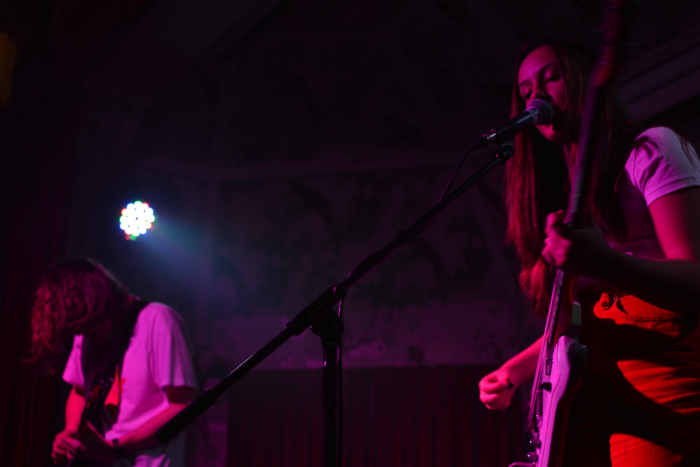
[80, 300, 149, 432]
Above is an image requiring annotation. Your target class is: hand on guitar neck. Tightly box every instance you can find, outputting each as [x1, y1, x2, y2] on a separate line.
[541, 210, 613, 279]
[51, 384, 199, 465]
[53, 424, 114, 465]
[51, 386, 113, 465]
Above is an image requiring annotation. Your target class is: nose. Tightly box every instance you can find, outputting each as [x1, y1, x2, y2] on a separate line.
[531, 82, 548, 101]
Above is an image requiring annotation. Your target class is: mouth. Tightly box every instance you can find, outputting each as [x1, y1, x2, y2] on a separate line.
[547, 105, 564, 125]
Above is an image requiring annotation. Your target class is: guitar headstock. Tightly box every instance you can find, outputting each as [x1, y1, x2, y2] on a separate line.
[592, 0, 637, 88]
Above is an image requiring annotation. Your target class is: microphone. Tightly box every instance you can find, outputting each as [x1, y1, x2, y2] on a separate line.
[474, 99, 554, 148]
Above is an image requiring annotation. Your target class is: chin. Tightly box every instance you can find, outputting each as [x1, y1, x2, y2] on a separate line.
[537, 125, 563, 143]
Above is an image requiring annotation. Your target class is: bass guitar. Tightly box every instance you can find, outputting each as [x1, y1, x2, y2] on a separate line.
[510, 1, 630, 466]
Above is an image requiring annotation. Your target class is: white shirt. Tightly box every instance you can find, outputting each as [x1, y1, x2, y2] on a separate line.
[613, 126, 700, 259]
[63, 303, 198, 467]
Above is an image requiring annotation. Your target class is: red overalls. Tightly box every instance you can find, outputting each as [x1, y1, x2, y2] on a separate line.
[563, 292, 700, 466]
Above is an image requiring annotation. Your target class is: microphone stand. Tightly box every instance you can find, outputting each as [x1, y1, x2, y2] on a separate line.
[312, 309, 343, 466]
[156, 139, 516, 467]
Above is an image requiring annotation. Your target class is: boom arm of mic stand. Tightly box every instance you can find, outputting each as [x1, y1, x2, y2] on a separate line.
[155, 140, 513, 444]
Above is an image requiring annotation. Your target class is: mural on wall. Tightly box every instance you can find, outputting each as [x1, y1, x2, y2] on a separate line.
[204, 167, 524, 370]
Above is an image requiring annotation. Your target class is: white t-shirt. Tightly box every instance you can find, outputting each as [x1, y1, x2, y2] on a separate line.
[63, 303, 198, 467]
[612, 126, 700, 258]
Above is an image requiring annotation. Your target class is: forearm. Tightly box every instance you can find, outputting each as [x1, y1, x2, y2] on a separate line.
[65, 386, 85, 432]
[502, 336, 542, 387]
[592, 249, 700, 314]
[116, 403, 189, 453]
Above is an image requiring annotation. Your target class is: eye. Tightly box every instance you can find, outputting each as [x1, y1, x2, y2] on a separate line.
[544, 67, 562, 83]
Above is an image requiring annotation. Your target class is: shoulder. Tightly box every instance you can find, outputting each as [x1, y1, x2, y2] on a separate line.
[636, 126, 680, 142]
[625, 127, 700, 204]
[136, 302, 187, 332]
[629, 127, 696, 161]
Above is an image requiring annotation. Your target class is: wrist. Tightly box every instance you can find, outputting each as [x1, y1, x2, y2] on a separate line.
[501, 346, 540, 388]
[64, 425, 79, 435]
[498, 363, 522, 388]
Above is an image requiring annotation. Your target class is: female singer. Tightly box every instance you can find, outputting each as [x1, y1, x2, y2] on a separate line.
[479, 40, 700, 466]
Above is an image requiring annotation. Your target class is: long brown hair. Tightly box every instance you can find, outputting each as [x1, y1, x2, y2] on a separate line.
[504, 40, 638, 317]
[28, 259, 131, 373]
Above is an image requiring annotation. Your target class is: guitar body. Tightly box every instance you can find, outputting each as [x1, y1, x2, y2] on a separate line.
[533, 336, 587, 467]
[510, 334, 587, 467]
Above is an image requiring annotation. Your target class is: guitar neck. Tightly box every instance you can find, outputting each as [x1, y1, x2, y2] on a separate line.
[78, 384, 104, 435]
[527, 269, 574, 430]
[525, 0, 628, 437]
[526, 83, 608, 432]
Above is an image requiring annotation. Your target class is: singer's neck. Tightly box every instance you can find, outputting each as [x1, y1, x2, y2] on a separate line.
[561, 111, 581, 159]
[562, 141, 578, 177]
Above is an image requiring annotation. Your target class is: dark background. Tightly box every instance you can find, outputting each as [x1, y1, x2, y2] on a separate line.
[2, 1, 700, 466]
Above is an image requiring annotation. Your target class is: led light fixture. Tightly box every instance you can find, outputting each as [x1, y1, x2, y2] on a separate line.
[119, 201, 155, 240]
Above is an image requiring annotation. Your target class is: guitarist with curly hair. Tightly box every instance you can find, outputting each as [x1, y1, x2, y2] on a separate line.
[29, 259, 198, 467]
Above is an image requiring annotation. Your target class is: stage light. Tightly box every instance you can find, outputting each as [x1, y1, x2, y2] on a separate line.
[119, 201, 155, 240]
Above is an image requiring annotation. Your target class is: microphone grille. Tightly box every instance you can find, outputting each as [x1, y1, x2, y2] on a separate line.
[527, 99, 554, 125]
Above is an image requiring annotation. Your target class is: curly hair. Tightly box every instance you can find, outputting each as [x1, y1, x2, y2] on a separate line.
[28, 259, 131, 373]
